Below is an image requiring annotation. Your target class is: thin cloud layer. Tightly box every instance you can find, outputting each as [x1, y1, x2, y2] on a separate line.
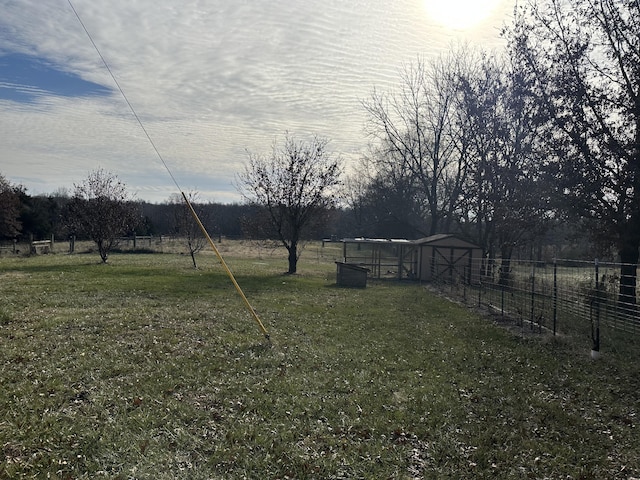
[0, 0, 514, 203]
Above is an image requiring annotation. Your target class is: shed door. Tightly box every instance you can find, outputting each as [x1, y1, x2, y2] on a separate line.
[430, 247, 473, 283]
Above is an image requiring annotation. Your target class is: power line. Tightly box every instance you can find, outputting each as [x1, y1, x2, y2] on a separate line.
[67, 0, 270, 341]
[67, 0, 181, 192]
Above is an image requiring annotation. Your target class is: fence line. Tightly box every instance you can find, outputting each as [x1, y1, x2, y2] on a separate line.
[428, 257, 640, 353]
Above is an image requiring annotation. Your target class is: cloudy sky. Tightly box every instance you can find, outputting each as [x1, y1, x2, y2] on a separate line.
[1, 0, 515, 203]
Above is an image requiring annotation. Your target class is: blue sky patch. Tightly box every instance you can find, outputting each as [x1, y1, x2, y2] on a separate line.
[0, 53, 111, 102]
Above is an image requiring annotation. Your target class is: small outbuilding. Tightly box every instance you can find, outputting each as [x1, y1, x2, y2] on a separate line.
[336, 234, 483, 284]
[414, 234, 482, 284]
[335, 262, 369, 288]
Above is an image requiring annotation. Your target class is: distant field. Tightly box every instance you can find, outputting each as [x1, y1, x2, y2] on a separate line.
[1, 242, 639, 478]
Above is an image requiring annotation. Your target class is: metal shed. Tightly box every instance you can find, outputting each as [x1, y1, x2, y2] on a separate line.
[415, 234, 483, 284]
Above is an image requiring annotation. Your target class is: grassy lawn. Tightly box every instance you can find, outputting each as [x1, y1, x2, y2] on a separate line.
[1, 242, 639, 479]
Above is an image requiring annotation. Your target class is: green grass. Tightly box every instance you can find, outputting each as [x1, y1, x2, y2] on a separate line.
[1, 245, 639, 479]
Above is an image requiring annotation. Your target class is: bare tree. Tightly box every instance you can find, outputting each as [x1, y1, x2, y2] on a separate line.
[506, 0, 640, 304]
[362, 53, 470, 236]
[68, 168, 140, 263]
[456, 52, 551, 283]
[345, 149, 428, 238]
[168, 191, 206, 269]
[237, 134, 342, 274]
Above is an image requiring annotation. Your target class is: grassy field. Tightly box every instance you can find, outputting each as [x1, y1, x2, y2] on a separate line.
[1, 241, 639, 479]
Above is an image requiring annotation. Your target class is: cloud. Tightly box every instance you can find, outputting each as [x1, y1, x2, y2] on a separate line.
[0, 0, 514, 203]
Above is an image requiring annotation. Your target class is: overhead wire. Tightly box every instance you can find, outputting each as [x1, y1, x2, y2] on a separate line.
[67, 0, 270, 341]
[66, 0, 181, 191]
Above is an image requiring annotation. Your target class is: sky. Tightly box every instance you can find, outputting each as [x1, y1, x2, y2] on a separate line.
[0, 0, 515, 204]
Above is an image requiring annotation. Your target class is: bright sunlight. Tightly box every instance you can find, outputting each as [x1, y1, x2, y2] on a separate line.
[423, 0, 504, 30]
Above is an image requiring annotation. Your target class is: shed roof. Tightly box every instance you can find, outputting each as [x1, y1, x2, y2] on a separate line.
[413, 234, 480, 249]
[341, 238, 412, 244]
[335, 261, 370, 272]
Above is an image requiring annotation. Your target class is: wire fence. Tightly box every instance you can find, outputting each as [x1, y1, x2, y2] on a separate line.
[429, 257, 640, 356]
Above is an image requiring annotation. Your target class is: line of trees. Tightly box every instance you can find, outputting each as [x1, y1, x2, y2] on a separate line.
[351, 54, 536, 283]
[0, 168, 344, 265]
[347, 0, 639, 303]
[512, 0, 640, 305]
[354, 48, 555, 285]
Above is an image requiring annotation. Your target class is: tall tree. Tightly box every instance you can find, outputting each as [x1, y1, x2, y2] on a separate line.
[67, 169, 140, 263]
[237, 134, 342, 274]
[507, 0, 640, 304]
[362, 53, 469, 236]
[0, 173, 22, 240]
[456, 53, 551, 282]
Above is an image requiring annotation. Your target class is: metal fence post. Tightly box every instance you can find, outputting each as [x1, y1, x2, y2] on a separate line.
[594, 258, 601, 352]
[501, 279, 505, 319]
[463, 266, 467, 301]
[530, 262, 536, 331]
[553, 259, 557, 336]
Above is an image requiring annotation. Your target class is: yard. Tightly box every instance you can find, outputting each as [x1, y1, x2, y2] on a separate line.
[1, 241, 639, 479]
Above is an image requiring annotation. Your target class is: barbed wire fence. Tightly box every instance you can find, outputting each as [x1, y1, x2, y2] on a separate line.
[429, 257, 640, 358]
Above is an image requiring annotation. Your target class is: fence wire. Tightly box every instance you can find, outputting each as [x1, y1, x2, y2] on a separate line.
[429, 257, 640, 355]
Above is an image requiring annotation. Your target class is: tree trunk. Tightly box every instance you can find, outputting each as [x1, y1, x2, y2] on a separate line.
[429, 187, 439, 236]
[287, 242, 298, 274]
[619, 118, 640, 306]
[98, 240, 108, 263]
[187, 238, 198, 269]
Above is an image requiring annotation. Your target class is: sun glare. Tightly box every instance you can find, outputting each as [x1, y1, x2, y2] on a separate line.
[423, 0, 504, 30]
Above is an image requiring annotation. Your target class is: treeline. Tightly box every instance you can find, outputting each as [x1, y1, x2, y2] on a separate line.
[1, 173, 592, 262]
[0, 180, 352, 243]
[345, 0, 640, 296]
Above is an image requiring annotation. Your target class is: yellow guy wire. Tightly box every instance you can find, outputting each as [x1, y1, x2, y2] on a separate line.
[68, 0, 269, 341]
[182, 192, 270, 341]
